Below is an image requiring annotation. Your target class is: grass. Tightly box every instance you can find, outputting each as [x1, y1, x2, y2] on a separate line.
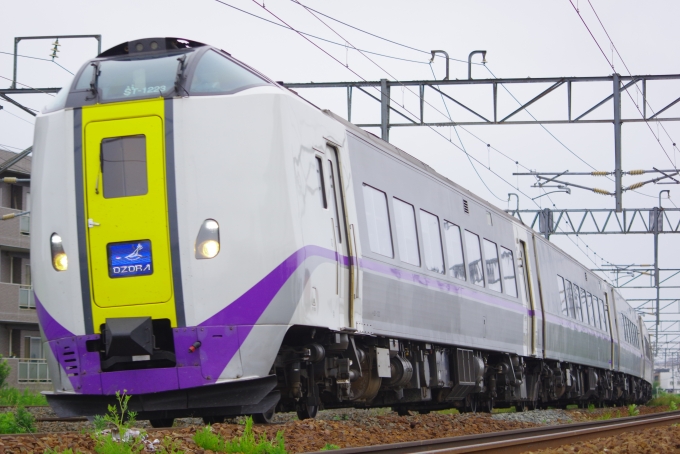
[628, 404, 640, 416]
[0, 388, 48, 406]
[0, 406, 35, 434]
[320, 444, 340, 451]
[565, 404, 579, 410]
[491, 406, 516, 414]
[193, 416, 286, 453]
[648, 393, 680, 408]
[436, 408, 460, 415]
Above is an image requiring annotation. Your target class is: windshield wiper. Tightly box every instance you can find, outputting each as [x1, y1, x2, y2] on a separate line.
[174, 54, 188, 96]
[88, 61, 101, 100]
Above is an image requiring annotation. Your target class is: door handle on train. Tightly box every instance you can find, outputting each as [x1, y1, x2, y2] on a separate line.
[88, 218, 100, 228]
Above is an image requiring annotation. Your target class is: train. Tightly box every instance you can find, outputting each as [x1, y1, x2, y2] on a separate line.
[32, 37, 652, 426]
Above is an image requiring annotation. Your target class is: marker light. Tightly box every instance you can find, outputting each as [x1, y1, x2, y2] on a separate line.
[195, 219, 220, 259]
[50, 233, 68, 271]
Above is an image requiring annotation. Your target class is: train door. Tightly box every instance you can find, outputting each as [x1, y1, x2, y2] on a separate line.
[518, 239, 538, 356]
[83, 116, 174, 318]
[326, 145, 351, 322]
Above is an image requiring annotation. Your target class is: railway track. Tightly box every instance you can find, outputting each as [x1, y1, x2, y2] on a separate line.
[309, 410, 680, 454]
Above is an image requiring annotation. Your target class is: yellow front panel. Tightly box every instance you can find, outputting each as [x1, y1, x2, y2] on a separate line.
[82, 100, 176, 331]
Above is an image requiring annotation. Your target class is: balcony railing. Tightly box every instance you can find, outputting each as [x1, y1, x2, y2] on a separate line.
[17, 359, 50, 383]
[19, 215, 29, 235]
[19, 285, 34, 309]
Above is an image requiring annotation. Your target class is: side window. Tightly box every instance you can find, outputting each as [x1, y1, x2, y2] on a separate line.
[557, 276, 568, 316]
[362, 185, 393, 258]
[599, 298, 608, 334]
[483, 239, 502, 292]
[592, 295, 602, 329]
[464, 231, 485, 287]
[443, 222, 465, 280]
[101, 135, 148, 198]
[393, 198, 420, 266]
[579, 288, 588, 323]
[419, 210, 445, 274]
[500, 247, 518, 297]
[573, 285, 583, 322]
[315, 157, 327, 209]
[327, 160, 341, 242]
[565, 280, 575, 319]
[190, 49, 269, 94]
[585, 292, 593, 325]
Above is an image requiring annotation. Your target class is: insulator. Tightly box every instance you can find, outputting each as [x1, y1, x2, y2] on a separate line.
[592, 188, 612, 195]
[591, 171, 609, 176]
[626, 182, 646, 190]
[628, 169, 645, 175]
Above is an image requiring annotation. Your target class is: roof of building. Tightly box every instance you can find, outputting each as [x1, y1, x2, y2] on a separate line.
[0, 148, 31, 176]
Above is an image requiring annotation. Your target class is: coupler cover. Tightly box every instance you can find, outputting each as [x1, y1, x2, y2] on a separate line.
[104, 317, 153, 357]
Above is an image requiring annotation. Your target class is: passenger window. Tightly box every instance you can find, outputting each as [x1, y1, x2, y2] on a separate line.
[500, 247, 518, 297]
[362, 185, 393, 258]
[557, 276, 568, 316]
[586, 292, 594, 325]
[393, 199, 420, 266]
[190, 50, 268, 94]
[443, 222, 465, 281]
[572, 285, 583, 322]
[101, 135, 148, 198]
[315, 157, 327, 209]
[565, 280, 575, 318]
[328, 161, 341, 242]
[419, 210, 444, 274]
[592, 295, 602, 329]
[483, 239, 502, 292]
[579, 288, 588, 323]
[599, 299, 608, 333]
[464, 231, 484, 287]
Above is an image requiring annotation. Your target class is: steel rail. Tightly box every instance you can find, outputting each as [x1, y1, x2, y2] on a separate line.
[306, 410, 680, 454]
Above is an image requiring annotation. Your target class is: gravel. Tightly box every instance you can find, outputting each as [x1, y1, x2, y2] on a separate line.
[491, 409, 577, 426]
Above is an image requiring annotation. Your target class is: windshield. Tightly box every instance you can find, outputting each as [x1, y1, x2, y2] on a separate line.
[75, 51, 192, 101]
[189, 50, 269, 94]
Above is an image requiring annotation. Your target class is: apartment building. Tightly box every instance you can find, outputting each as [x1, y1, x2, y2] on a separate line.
[0, 148, 49, 390]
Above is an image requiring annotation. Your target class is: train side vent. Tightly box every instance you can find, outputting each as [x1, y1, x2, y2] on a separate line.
[463, 200, 469, 214]
[448, 348, 476, 400]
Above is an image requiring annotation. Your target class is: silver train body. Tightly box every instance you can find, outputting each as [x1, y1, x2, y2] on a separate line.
[32, 38, 651, 423]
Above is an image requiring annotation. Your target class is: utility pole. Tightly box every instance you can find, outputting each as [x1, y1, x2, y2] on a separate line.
[613, 74, 623, 212]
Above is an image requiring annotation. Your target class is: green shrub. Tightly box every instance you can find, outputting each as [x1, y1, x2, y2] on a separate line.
[0, 387, 48, 406]
[0, 357, 10, 389]
[628, 404, 640, 416]
[587, 403, 596, 412]
[193, 416, 286, 453]
[648, 393, 680, 408]
[670, 401, 678, 411]
[491, 406, 516, 414]
[0, 406, 35, 434]
[321, 444, 340, 451]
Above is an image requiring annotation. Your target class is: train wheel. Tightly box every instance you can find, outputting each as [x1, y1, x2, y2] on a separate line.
[418, 409, 431, 415]
[296, 403, 318, 420]
[253, 406, 276, 424]
[149, 418, 174, 428]
[466, 394, 478, 413]
[202, 415, 225, 425]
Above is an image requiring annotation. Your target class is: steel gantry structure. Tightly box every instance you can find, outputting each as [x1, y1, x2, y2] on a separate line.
[283, 73, 680, 212]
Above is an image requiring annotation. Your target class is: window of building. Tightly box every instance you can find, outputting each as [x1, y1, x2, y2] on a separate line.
[500, 247, 518, 297]
[24, 336, 43, 359]
[393, 198, 420, 266]
[10, 257, 21, 284]
[565, 280, 576, 319]
[464, 231, 484, 287]
[443, 222, 465, 281]
[10, 184, 22, 210]
[557, 276, 568, 316]
[483, 239, 502, 292]
[419, 210, 444, 274]
[362, 185, 393, 258]
[101, 135, 148, 198]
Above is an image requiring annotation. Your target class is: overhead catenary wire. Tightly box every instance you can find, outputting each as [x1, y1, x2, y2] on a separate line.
[0, 50, 74, 75]
[248, 0, 618, 277]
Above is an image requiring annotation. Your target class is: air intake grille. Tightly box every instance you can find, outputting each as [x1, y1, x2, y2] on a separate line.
[463, 200, 469, 214]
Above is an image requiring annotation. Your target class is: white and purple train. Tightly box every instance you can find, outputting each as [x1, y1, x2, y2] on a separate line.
[32, 37, 651, 426]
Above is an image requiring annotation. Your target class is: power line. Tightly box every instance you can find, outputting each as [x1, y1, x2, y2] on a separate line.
[0, 50, 74, 75]
[0, 108, 34, 125]
[568, 0, 678, 173]
[0, 75, 55, 97]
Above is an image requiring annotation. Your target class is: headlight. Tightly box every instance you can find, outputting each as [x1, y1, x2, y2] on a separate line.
[51, 233, 68, 271]
[195, 219, 220, 259]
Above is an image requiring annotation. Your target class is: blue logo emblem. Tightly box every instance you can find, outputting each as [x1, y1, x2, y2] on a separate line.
[108, 240, 153, 278]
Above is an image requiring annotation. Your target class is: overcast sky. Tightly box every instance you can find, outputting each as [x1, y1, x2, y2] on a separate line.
[2, 0, 680, 356]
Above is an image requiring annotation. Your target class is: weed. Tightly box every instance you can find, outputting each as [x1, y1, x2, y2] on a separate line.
[93, 414, 107, 432]
[193, 416, 286, 453]
[628, 404, 640, 416]
[615, 410, 622, 418]
[436, 408, 460, 415]
[0, 388, 48, 406]
[597, 412, 612, 420]
[648, 393, 680, 408]
[565, 404, 579, 410]
[93, 391, 145, 454]
[158, 437, 186, 454]
[670, 401, 678, 411]
[321, 444, 340, 451]
[491, 406, 516, 414]
[587, 403, 596, 412]
[45, 449, 81, 454]
[0, 406, 35, 434]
